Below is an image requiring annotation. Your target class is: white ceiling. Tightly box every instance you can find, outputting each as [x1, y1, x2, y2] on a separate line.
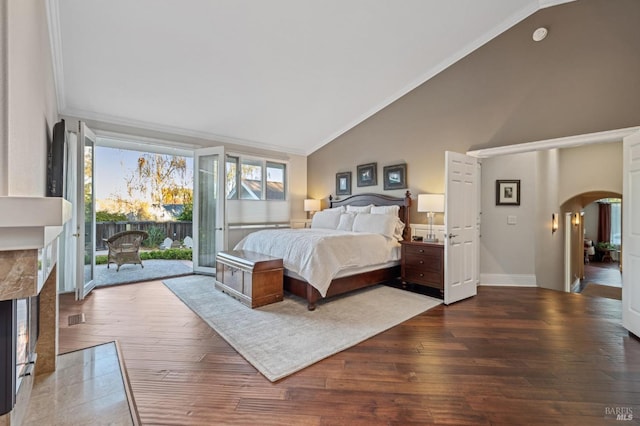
[48, 0, 573, 156]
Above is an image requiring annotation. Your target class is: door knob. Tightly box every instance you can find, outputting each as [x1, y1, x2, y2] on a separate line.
[447, 233, 458, 239]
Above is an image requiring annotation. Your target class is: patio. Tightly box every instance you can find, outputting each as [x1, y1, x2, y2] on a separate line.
[92, 258, 193, 287]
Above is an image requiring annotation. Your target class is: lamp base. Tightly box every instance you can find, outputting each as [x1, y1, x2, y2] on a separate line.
[425, 234, 438, 243]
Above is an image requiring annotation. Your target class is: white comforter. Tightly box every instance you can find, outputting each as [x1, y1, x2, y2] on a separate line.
[234, 228, 400, 297]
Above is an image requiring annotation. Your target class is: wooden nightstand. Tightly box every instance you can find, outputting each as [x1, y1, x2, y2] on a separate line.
[400, 240, 444, 296]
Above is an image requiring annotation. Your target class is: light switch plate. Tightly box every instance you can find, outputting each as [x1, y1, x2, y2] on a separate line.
[507, 215, 517, 225]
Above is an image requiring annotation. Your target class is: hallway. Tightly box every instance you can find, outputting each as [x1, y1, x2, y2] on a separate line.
[583, 261, 622, 288]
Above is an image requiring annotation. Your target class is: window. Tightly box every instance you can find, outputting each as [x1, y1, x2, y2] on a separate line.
[225, 155, 287, 201]
[240, 158, 263, 200]
[226, 156, 238, 199]
[610, 200, 621, 246]
[266, 162, 286, 200]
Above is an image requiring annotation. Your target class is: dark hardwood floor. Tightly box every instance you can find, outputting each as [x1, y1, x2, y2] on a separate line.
[59, 281, 640, 425]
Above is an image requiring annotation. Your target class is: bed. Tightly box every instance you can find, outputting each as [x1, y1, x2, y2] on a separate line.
[234, 191, 412, 310]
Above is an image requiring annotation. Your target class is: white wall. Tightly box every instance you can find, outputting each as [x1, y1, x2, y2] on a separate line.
[480, 152, 537, 286]
[3, 0, 59, 196]
[0, 0, 7, 195]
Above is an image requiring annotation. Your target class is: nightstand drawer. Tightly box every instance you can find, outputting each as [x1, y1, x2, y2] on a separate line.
[400, 241, 444, 294]
[404, 267, 443, 289]
[404, 252, 442, 273]
[403, 243, 442, 258]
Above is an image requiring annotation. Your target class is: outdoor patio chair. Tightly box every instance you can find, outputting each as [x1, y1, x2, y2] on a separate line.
[103, 230, 149, 271]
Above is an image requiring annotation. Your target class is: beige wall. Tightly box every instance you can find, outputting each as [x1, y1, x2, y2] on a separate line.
[2, 0, 59, 196]
[307, 0, 639, 289]
[308, 0, 640, 226]
[558, 142, 622, 205]
[480, 152, 537, 283]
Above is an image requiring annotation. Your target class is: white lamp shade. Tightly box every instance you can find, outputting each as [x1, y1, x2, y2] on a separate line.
[304, 199, 321, 212]
[417, 194, 444, 213]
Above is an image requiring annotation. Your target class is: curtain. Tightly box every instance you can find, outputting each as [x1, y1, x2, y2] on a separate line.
[597, 202, 611, 243]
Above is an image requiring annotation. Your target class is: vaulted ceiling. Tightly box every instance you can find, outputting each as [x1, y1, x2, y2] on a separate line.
[48, 0, 574, 155]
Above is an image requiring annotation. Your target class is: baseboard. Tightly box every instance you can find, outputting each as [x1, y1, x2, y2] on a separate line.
[479, 273, 537, 287]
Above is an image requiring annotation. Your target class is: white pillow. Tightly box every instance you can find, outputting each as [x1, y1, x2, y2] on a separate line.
[393, 218, 405, 241]
[352, 213, 397, 240]
[323, 206, 345, 213]
[371, 205, 400, 216]
[337, 213, 356, 231]
[311, 210, 341, 229]
[346, 204, 373, 213]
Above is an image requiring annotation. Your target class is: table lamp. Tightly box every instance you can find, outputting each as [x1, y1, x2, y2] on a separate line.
[303, 199, 321, 219]
[417, 194, 444, 242]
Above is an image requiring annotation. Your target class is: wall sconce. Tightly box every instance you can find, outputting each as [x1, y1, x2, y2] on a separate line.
[573, 212, 580, 227]
[304, 199, 321, 219]
[551, 213, 558, 234]
[417, 194, 445, 243]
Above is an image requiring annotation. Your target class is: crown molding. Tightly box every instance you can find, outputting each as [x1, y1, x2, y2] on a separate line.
[538, 0, 576, 9]
[45, 0, 66, 113]
[61, 108, 309, 157]
[466, 126, 640, 158]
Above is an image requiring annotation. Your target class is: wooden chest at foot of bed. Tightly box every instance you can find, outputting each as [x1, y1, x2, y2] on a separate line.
[215, 250, 284, 308]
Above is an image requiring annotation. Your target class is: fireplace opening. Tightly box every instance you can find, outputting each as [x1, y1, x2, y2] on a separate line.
[1, 296, 38, 415]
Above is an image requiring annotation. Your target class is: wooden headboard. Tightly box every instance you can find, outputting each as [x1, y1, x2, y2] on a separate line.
[329, 190, 412, 241]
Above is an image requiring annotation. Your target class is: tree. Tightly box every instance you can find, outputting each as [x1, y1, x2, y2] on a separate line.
[125, 154, 192, 215]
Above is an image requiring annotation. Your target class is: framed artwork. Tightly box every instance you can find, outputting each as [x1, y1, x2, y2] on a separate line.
[383, 163, 407, 190]
[357, 163, 377, 187]
[335, 171, 352, 196]
[496, 180, 520, 206]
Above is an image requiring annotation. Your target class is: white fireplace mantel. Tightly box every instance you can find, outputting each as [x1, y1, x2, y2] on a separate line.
[0, 197, 72, 251]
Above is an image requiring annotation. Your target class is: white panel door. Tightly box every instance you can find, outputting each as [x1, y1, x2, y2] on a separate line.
[193, 147, 226, 275]
[623, 131, 640, 337]
[444, 151, 479, 304]
[75, 122, 96, 300]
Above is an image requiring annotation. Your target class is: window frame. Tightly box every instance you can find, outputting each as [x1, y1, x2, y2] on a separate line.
[225, 153, 288, 201]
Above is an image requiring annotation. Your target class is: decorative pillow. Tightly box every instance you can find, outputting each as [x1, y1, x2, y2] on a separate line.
[323, 206, 345, 213]
[311, 210, 341, 229]
[393, 218, 406, 241]
[346, 204, 373, 213]
[337, 213, 356, 231]
[371, 205, 400, 216]
[352, 213, 397, 240]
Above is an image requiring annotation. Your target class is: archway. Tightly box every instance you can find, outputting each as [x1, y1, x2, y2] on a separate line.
[561, 190, 622, 295]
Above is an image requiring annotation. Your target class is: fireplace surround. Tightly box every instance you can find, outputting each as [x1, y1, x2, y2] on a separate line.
[0, 297, 39, 415]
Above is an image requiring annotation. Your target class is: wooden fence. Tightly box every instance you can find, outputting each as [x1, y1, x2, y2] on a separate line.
[96, 221, 193, 250]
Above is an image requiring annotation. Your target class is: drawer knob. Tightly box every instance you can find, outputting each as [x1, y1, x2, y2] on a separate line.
[419, 260, 424, 264]
[419, 273, 424, 277]
[419, 249, 424, 253]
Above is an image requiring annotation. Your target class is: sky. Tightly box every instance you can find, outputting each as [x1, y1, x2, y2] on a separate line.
[95, 146, 193, 202]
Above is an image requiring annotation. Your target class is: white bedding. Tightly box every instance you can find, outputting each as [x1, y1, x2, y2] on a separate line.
[234, 228, 401, 297]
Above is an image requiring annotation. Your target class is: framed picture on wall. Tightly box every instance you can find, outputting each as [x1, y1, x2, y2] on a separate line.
[496, 179, 520, 206]
[357, 163, 377, 187]
[335, 171, 352, 196]
[383, 163, 407, 190]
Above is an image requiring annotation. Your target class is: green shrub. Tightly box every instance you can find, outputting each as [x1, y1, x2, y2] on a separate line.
[95, 248, 192, 265]
[177, 203, 192, 221]
[144, 226, 166, 248]
[96, 211, 128, 222]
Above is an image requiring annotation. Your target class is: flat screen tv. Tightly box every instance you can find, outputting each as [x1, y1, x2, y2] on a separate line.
[46, 119, 66, 197]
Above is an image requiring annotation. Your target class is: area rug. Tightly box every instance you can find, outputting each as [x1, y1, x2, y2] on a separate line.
[580, 282, 622, 300]
[163, 275, 441, 382]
